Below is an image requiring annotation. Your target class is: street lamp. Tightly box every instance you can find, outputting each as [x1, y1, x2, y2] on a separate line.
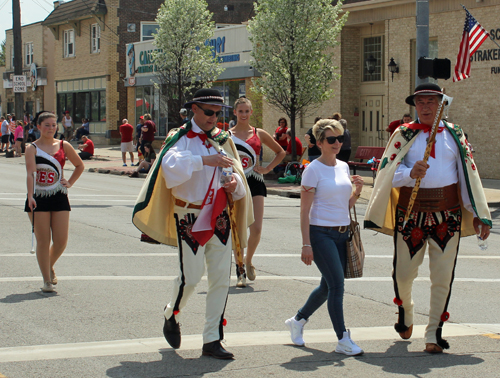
[388, 57, 399, 82]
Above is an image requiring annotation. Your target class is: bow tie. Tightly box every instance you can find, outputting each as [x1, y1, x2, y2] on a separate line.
[405, 123, 444, 159]
[187, 130, 212, 148]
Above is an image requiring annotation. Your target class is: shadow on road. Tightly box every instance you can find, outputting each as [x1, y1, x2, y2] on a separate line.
[0, 291, 57, 303]
[281, 345, 349, 371]
[358, 341, 484, 375]
[106, 349, 233, 378]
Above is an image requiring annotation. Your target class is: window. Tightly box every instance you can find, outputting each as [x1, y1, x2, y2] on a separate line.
[363, 36, 383, 82]
[91, 24, 101, 53]
[64, 29, 75, 57]
[141, 22, 159, 41]
[11, 46, 14, 69]
[57, 90, 106, 126]
[25, 42, 33, 66]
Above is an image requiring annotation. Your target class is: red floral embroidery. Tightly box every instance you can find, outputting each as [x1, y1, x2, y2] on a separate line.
[393, 298, 403, 306]
[394, 141, 401, 149]
[435, 222, 448, 241]
[441, 312, 450, 322]
[173, 310, 180, 315]
[410, 227, 424, 247]
[472, 163, 476, 171]
[390, 154, 397, 161]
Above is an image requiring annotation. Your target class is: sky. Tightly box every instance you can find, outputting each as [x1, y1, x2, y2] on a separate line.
[1, 0, 52, 44]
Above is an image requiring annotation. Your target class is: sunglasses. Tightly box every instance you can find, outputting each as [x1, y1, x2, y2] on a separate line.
[325, 135, 344, 144]
[196, 105, 222, 117]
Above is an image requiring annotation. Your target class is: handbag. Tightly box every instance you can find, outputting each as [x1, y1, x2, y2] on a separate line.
[345, 205, 365, 279]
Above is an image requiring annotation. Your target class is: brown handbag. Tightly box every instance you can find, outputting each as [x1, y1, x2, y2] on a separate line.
[345, 205, 365, 279]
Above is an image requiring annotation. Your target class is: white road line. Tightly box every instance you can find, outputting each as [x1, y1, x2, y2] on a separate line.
[1, 253, 498, 259]
[1, 276, 500, 283]
[0, 323, 498, 363]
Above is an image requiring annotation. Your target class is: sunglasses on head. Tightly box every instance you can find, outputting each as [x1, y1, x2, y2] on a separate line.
[325, 135, 344, 144]
[196, 105, 222, 117]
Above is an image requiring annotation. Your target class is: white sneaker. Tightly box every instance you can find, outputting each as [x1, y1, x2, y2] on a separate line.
[335, 330, 363, 356]
[236, 275, 246, 287]
[42, 282, 55, 293]
[285, 317, 307, 346]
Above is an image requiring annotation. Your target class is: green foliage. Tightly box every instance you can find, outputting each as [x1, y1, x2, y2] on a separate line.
[0, 40, 5, 66]
[152, 0, 225, 116]
[248, 0, 348, 119]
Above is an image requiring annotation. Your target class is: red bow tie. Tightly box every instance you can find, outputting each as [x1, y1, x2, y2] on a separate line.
[187, 130, 211, 148]
[405, 123, 444, 159]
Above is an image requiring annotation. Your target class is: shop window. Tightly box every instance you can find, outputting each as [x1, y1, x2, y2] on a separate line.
[91, 24, 101, 54]
[363, 36, 383, 82]
[141, 22, 159, 41]
[25, 42, 33, 66]
[64, 29, 75, 58]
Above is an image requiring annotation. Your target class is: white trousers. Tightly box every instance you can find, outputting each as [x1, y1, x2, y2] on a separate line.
[164, 205, 232, 344]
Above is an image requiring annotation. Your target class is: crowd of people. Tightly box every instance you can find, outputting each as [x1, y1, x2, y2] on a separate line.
[12, 83, 492, 360]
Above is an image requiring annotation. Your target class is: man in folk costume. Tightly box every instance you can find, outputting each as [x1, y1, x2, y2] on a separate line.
[132, 89, 253, 359]
[365, 83, 491, 354]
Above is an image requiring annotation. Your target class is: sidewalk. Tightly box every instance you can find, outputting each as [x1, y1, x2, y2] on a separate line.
[68, 145, 500, 205]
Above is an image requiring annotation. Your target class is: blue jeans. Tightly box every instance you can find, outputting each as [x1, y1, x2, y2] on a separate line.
[297, 225, 349, 339]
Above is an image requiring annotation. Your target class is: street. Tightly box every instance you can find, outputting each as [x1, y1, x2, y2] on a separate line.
[0, 159, 499, 378]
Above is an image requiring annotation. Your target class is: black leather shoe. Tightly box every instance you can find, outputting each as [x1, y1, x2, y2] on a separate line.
[202, 340, 234, 359]
[163, 315, 181, 349]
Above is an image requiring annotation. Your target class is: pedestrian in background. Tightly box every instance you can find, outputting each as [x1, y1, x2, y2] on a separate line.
[337, 119, 352, 163]
[62, 111, 74, 141]
[9, 115, 16, 148]
[286, 118, 364, 356]
[140, 114, 156, 155]
[304, 116, 322, 162]
[14, 120, 24, 157]
[0, 116, 9, 152]
[179, 108, 189, 125]
[274, 117, 288, 151]
[120, 119, 135, 167]
[25, 112, 84, 292]
[78, 135, 94, 160]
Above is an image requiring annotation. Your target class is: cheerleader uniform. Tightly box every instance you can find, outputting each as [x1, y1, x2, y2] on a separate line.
[231, 127, 267, 197]
[24, 140, 70, 212]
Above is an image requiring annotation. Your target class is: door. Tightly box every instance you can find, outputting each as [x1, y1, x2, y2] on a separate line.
[360, 95, 385, 147]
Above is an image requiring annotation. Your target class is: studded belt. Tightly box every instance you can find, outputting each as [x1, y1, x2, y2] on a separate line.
[398, 183, 459, 212]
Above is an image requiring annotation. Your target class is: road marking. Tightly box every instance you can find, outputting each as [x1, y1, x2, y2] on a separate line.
[0, 373, 7, 378]
[0, 323, 498, 363]
[1, 276, 500, 283]
[1, 253, 498, 259]
[483, 333, 500, 339]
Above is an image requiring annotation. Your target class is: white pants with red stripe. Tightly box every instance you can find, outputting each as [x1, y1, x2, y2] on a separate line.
[164, 205, 232, 344]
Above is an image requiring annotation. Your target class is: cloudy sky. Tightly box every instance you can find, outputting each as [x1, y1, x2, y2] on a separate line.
[1, 0, 52, 44]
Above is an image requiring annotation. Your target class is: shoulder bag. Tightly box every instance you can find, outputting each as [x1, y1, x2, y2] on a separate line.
[345, 205, 365, 279]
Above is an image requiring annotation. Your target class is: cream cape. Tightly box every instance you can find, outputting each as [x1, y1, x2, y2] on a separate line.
[132, 122, 254, 247]
[364, 121, 491, 237]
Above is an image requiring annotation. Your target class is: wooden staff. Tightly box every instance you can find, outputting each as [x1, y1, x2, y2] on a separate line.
[403, 96, 449, 227]
[226, 192, 244, 271]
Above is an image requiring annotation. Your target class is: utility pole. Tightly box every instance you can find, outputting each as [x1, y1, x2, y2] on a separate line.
[415, 0, 429, 87]
[12, 0, 24, 120]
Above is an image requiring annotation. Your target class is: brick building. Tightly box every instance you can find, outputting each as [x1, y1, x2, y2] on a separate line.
[2, 22, 55, 118]
[260, 0, 500, 179]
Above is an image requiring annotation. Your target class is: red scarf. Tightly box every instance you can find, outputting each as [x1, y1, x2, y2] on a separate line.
[187, 130, 211, 149]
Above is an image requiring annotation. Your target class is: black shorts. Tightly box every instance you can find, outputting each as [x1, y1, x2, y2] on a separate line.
[1, 135, 8, 143]
[24, 191, 71, 212]
[247, 175, 267, 197]
[16, 138, 23, 142]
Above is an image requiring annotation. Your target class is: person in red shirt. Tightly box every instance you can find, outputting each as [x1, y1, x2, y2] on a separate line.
[140, 113, 156, 155]
[120, 118, 135, 166]
[386, 113, 413, 136]
[274, 117, 288, 150]
[78, 135, 94, 160]
[285, 129, 303, 159]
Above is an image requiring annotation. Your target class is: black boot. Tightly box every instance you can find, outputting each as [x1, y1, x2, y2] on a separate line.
[163, 315, 181, 349]
[202, 340, 234, 359]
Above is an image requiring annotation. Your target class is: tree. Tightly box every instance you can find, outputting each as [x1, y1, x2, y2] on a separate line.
[248, 0, 348, 159]
[152, 0, 224, 125]
[0, 40, 5, 66]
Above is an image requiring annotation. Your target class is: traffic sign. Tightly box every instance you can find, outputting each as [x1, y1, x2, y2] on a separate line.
[13, 75, 27, 93]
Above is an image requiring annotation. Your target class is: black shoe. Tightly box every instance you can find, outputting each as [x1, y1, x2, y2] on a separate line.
[163, 315, 181, 349]
[202, 340, 234, 359]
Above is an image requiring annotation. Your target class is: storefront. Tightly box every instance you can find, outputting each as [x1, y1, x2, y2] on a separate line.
[125, 24, 257, 137]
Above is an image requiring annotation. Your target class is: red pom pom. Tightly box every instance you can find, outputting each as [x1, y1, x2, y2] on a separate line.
[394, 142, 401, 149]
[441, 312, 450, 322]
[222, 319, 227, 326]
[393, 298, 403, 306]
[173, 310, 180, 315]
[390, 153, 397, 161]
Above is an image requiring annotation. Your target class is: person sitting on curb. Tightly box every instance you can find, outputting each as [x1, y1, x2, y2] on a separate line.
[78, 135, 94, 160]
[129, 143, 156, 177]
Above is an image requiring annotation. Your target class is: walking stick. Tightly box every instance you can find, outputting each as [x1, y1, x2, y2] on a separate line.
[226, 192, 244, 273]
[30, 171, 36, 254]
[403, 94, 452, 227]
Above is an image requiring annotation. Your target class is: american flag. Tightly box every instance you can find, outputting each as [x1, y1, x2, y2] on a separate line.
[453, 7, 490, 82]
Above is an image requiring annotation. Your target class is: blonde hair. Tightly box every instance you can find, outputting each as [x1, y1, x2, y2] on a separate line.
[233, 97, 252, 110]
[143, 114, 152, 121]
[331, 112, 342, 121]
[313, 119, 344, 142]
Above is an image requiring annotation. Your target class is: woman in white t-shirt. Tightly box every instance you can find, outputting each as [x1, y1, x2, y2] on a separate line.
[285, 118, 365, 355]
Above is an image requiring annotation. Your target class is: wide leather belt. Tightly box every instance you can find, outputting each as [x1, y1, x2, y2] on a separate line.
[174, 198, 202, 209]
[398, 183, 459, 212]
[317, 225, 349, 233]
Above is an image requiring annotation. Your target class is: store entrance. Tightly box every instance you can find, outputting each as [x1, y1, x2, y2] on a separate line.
[360, 95, 385, 147]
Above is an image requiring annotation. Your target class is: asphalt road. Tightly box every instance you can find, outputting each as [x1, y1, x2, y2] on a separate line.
[0, 159, 499, 378]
